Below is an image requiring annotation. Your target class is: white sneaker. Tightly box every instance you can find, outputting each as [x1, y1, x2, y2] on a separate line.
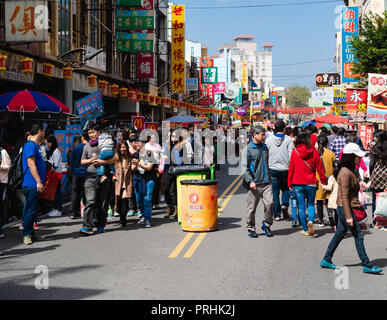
[114, 212, 120, 217]
[160, 194, 165, 202]
[48, 210, 62, 217]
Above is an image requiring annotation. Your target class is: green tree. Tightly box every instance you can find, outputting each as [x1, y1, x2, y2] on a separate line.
[350, 11, 387, 87]
[286, 86, 311, 108]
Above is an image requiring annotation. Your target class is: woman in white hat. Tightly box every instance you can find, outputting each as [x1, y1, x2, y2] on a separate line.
[320, 143, 382, 274]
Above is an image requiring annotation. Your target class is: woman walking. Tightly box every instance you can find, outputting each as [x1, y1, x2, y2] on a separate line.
[114, 141, 135, 227]
[320, 143, 382, 274]
[47, 136, 63, 217]
[315, 134, 336, 226]
[288, 130, 327, 236]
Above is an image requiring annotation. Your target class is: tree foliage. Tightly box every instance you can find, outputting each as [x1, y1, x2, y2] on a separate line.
[350, 11, 387, 87]
[286, 86, 311, 107]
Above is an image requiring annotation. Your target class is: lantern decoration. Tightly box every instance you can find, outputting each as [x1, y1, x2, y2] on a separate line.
[149, 95, 156, 105]
[98, 80, 108, 92]
[166, 98, 171, 106]
[156, 96, 161, 105]
[161, 97, 167, 105]
[42, 63, 54, 77]
[137, 92, 143, 102]
[0, 54, 7, 71]
[127, 91, 135, 101]
[111, 84, 119, 96]
[62, 67, 73, 80]
[87, 74, 97, 87]
[21, 58, 33, 74]
[143, 94, 150, 102]
[120, 87, 128, 98]
[171, 99, 176, 107]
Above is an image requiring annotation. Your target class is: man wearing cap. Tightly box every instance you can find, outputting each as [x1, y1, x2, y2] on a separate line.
[241, 126, 274, 238]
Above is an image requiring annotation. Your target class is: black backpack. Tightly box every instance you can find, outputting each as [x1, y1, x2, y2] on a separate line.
[8, 142, 31, 191]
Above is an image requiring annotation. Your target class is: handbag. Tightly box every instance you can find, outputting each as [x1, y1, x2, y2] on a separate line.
[39, 169, 63, 202]
[352, 206, 367, 222]
[374, 192, 387, 218]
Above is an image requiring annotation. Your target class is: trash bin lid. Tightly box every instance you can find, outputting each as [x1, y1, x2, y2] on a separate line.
[173, 165, 210, 174]
[180, 179, 218, 186]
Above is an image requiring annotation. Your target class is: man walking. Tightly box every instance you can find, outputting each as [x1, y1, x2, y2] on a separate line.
[265, 120, 294, 220]
[21, 123, 46, 245]
[80, 124, 115, 235]
[329, 127, 346, 158]
[241, 126, 274, 238]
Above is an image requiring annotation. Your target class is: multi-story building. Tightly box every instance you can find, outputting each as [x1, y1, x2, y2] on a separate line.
[216, 35, 274, 95]
[0, 0, 172, 131]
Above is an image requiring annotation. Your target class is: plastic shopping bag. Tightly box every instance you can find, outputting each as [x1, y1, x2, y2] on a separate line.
[39, 169, 63, 202]
[374, 192, 387, 218]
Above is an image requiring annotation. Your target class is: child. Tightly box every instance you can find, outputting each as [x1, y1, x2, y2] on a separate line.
[97, 129, 115, 183]
[322, 166, 339, 231]
[289, 189, 300, 227]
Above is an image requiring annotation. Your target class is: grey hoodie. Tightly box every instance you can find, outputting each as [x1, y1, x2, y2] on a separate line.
[265, 133, 294, 171]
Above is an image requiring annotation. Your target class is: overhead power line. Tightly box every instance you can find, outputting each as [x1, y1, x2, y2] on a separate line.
[187, 0, 341, 10]
[273, 58, 333, 67]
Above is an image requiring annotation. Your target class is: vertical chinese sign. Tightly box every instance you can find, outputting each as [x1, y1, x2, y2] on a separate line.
[137, 53, 154, 78]
[358, 124, 373, 151]
[342, 7, 360, 83]
[242, 62, 248, 94]
[346, 88, 367, 122]
[172, 5, 185, 94]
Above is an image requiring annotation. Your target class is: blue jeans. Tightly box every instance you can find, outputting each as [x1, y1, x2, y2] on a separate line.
[293, 185, 317, 231]
[289, 189, 299, 222]
[97, 150, 115, 176]
[22, 187, 39, 236]
[271, 170, 289, 217]
[323, 206, 371, 267]
[133, 177, 155, 220]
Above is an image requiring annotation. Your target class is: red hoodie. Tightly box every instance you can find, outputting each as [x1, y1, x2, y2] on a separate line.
[288, 144, 327, 187]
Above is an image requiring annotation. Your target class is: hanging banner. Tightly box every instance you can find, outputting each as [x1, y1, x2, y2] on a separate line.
[234, 87, 242, 106]
[200, 83, 213, 106]
[242, 62, 248, 93]
[75, 90, 105, 121]
[271, 91, 277, 108]
[137, 53, 154, 78]
[132, 116, 145, 131]
[341, 7, 360, 83]
[367, 73, 387, 122]
[346, 88, 367, 122]
[358, 124, 373, 151]
[5, 1, 49, 43]
[171, 5, 185, 94]
[54, 130, 83, 163]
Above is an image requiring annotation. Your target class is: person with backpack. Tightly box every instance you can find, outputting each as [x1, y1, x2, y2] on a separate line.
[21, 123, 46, 245]
[241, 125, 274, 238]
[0, 137, 11, 238]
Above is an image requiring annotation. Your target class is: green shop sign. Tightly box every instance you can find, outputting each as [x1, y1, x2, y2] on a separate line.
[116, 10, 154, 30]
[116, 32, 154, 53]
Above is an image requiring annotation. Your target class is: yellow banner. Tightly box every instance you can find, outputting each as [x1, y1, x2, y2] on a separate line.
[172, 5, 185, 94]
[242, 62, 248, 92]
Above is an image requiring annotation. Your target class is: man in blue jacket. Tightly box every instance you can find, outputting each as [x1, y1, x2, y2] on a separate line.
[241, 126, 274, 238]
[69, 131, 88, 219]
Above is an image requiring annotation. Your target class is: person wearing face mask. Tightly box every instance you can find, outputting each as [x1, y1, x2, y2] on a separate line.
[320, 143, 383, 274]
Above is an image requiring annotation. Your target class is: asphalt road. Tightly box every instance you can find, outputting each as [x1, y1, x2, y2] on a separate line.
[1, 165, 386, 300]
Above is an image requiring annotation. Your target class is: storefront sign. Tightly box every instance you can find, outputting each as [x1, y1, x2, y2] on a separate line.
[137, 53, 154, 78]
[367, 73, 387, 122]
[358, 124, 373, 151]
[200, 83, 213, 106]
[214, 82, 226, 94]
[333, 85, 347, 114]
[5, 1, 48, 42]
[116, 10, 154, 30]
[249, 88, 261, 102]
[132, 116, 145, 131]
[116, 32, 154, 53]
[201, 67, 218, 84]
[200, 57, 212, 68]
[117, 0, 143, 6]
[316, 73, 341, 87]
[341, 7, 360, 83]
[234, 87, 242, 106]
[54, 130, 82, 163]
[144, 122, 158, 130]
[346, 88, 367, 122]
[0, 49, 35, 83]
[171, 5, 185, 94]
[75, 90, 105, 121]
[186, 78, 198, 91]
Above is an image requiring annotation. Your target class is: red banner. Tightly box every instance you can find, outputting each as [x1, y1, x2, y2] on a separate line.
[200, 83, 214, 106]
[346, 88, 367, 122]
[358, 124, 373, 151]
[145, 122, 158, 130]
[132, 116, 145, 131]
[137, 53, 154, 78]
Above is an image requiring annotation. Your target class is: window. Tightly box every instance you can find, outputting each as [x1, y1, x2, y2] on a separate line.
[58, 0, 71, 54]
[89, 0, 100, 48]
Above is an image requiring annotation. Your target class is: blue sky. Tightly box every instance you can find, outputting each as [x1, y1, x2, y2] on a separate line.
[173, 0, 345, 90]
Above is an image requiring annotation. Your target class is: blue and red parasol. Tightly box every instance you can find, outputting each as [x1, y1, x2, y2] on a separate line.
[0, 90, 70, 114]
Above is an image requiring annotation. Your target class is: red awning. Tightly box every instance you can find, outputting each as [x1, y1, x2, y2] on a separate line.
[314, 114, 348, 124]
